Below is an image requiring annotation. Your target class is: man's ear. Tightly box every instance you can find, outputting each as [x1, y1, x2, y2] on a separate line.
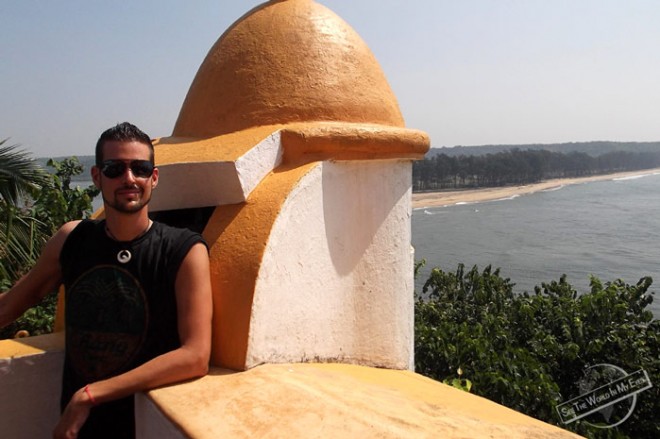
[91, 165, 101, 189]
[151, 167, 159, 189]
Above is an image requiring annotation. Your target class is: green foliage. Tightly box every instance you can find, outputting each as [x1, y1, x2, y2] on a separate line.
[430, 141, 660, 159]
[442, 367, 472, 392]
[0, 204, 41, 285]
[32, 157, 99, 235]
[0, 139, 48, 204]
[0, 142, 49, 284]
[0, 293, 58, 339]
[415, 264, 659, 439]
[0, 155, 98, 339]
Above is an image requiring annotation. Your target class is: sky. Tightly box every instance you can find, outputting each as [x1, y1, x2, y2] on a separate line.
[2, 0, 660, 158]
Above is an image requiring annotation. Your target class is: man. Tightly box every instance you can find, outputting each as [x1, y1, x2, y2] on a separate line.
[0, 122, 212, 438]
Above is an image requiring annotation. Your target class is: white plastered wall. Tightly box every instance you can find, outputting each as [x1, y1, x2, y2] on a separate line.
[135, 393, 186, 439]
[246, 160, 414, 369]
[0, 339, 64, 439]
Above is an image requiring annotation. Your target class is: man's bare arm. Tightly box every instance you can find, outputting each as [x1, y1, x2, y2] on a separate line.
[54, 242, 213, 438]
[0, 221, 80, 328]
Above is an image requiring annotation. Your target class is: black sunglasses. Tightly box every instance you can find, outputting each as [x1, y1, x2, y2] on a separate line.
[100, 160, 155, 179]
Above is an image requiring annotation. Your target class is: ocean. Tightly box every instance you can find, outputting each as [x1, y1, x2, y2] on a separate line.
[412, 171, 660, 319]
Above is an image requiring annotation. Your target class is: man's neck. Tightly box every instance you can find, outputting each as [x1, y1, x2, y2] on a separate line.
[103, 210, 152, 242]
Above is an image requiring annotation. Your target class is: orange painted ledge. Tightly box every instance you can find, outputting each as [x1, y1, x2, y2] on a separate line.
[0, 332, 64, 358]
[147, 363, 584, 438]
[153, 122, 429, 167]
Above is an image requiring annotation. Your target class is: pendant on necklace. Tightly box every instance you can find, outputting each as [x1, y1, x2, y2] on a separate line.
[117, 249, 132, 264]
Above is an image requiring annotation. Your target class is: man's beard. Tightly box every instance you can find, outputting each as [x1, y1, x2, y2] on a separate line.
[103, 185, 151, 214]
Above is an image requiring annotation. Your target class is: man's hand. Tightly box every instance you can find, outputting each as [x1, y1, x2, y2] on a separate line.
[52, 387, 94, 439]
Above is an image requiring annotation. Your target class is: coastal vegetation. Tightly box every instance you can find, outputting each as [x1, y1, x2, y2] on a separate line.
[429, 141, 660, 158]
[415, 262, 659, 439]
[414, 147, 660, 191]
[0, 145, 97, 338]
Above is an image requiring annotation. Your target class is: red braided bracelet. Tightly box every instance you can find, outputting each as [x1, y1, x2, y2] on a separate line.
[84, 385, 97, 405]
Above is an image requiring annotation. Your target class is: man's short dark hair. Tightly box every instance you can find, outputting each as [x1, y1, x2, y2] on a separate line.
[95, 122, 154, 166]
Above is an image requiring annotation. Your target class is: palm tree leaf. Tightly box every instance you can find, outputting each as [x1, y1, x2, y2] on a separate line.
[0, 139, 48, 205]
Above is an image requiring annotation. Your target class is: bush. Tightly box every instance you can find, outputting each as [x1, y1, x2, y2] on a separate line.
[0, 292, 57, 339]
[0, 157, 97, 339]
[415, 263, 659, 439]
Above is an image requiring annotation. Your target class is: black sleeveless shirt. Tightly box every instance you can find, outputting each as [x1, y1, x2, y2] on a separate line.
[59, 219, 205, 438]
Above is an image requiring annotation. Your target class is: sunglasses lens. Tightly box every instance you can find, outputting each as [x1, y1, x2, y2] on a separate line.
[131, 161, 154, 178]
[101, 162, 126, 178]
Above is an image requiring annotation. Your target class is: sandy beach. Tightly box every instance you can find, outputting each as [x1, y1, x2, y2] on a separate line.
[412, 168, 660, 209]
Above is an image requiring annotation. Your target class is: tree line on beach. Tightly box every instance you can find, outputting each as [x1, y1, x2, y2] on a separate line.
[429, 140, 660, 158]
[414, 147, 660, 192]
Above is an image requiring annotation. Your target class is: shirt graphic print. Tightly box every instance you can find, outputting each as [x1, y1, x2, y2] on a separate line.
[66, 265, 148, 382]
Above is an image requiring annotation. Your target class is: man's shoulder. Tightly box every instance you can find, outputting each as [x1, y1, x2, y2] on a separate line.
[60, 219, 84, 233]
[151, 221, 206, 246]
[60, 219, 101, 240]
[58, 219, 105, 258]
[40, 220, 89, 267]
[54, 220, 85, 244]
[152, 220, 197, 236]
[148, 222, 207, 272]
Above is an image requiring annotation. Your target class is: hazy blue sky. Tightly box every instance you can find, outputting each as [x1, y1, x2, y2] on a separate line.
[2, 0, 660, 157]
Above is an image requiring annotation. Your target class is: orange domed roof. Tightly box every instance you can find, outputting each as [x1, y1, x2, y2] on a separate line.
[172, 0, 404, 138]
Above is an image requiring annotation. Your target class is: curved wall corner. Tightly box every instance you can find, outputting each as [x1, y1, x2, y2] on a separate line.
[246, 160, 414, 369]
[203, 162, 321, 370]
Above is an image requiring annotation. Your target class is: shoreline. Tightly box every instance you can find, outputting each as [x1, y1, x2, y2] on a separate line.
[412, 168, 660, 209]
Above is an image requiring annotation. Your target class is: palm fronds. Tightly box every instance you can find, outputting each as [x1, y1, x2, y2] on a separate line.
[0, 139, 48, 205]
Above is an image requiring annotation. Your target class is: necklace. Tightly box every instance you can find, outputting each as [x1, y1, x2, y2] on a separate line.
[105, 220, 152, 264]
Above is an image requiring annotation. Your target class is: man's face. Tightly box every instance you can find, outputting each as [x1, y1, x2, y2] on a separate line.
[92, 140, 158, 214]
